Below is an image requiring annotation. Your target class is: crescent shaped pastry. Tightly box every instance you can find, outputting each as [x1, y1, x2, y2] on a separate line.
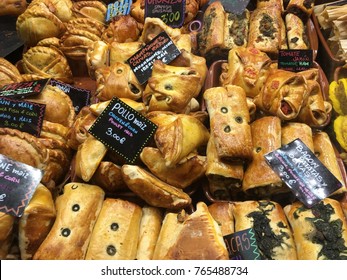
[72, 0, 107, 23]
[0, 58, 23, 88]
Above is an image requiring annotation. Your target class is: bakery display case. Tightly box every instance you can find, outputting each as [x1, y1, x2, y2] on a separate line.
[1, 0, 347, 261]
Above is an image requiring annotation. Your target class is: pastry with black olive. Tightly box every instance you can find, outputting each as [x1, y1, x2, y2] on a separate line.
[286, 0, 315, 22]
[285, 13, 309, 49]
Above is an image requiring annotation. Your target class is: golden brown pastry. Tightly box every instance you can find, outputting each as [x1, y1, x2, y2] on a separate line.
[136, 206, 163, 260]
[40, 120, 70, 144]
[232, 200, 297, 260]
[33, 182, 105, 260]
[208, 202, 234, 237]
[257, 0, 284, 10]
[285, 13, 309, 50]
[0, 57, 23, 88]
[219, 46, 272, 98]
[121, 164, 192, 210]
[242, 116, 284, 197]
[109, 41, 143, 65]
[284, 198, 347, 260]
[281, 122, 314, 151]
[28, 0, 73, 23]
[18, 184, 56, 260]
[286, 0, 315, 22]
[0, 0, 27, 16]
[85, 40, 109, 79]
[72, 0, 107, 23]
[203, 85, 253, 162]
[85, 198, 142, 260]
[253, 69, 308, 120]
[140, 147, 207, 189]
[0, 212, 16, 260]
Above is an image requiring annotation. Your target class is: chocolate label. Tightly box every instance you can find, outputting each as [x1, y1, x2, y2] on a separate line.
[0, 78, 49, 99]
[278, 50, 313, 72]
[106, 0, 132, 22]
[265, 139, 342, 207]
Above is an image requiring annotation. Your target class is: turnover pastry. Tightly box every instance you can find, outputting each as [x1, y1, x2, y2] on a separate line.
[0, 58, 23, 88]
[28, 0, 73, 23]
[72, 0, 107, 23]
[0, 212, 16, 260]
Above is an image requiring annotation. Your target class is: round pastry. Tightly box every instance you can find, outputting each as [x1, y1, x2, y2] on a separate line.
[0, 58, 23, 88]
[71, 0, 107, 23]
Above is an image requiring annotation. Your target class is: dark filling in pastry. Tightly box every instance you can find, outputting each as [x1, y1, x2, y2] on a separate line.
[227, 12, 248, 46]
[259, 14, 277, 40]
[280, 100, 293, 115]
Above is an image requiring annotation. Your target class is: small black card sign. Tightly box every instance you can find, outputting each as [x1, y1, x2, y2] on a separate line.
[0, 78, 49, 99]
[278, 50, 313, 72]
[88, 97, 157, 163]
[265, 139, 342, 208]
[49, 79, 90, 114]
[105, 0, 132, 22]
[209, 0, 250, 15]
[0, 97, 46, 137]
[0, 154, 43, 217]
[127, 31, 181, 85]
[145, 0, 186, 28]
[224, 228, 262, 260]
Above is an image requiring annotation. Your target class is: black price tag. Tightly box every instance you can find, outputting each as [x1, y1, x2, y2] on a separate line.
[265, 139, 342, 208]
[0, 78, 49, 99]
[145, 0, 185, 28]
[49, 79, 90, 114]
[105, 0, 132, 22]
[127, 31, 181, 85]
[278, 50, 313, 72]
[88, 97, 157, 163]
[209, 0, 250, 14]
[0, 154, 43, 217]
[224, 228, 262, 260]
[0, 97, 46, 137]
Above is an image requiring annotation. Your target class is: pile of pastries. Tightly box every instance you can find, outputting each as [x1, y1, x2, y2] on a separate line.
[1, 0, 347, 260]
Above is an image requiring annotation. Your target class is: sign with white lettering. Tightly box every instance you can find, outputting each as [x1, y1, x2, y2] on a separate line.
[0, 154, 43, 217]
[265, 139, 342, 207]
[105, 0, 132, 22]
[0, 78, 49, 99]
[88, 97, 157, 163]
[278, 50, 313, 72]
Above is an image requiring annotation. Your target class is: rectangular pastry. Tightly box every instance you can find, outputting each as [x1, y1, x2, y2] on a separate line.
[286, 0, 315, 22]
[208, 202, 234, 237]
[281, 122, 314, 151]
[232, 200, 298, 260]
[284, 198, 347, 259]
[285, 13, 309, 49]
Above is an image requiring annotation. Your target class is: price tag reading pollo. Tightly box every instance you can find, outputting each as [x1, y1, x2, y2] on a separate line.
[278, 50, 313, 72]
[0, 154, 43, 217]
[265, 139, 342, 207]
[145, 0, 185, 28]
[127, 31, 181, 84]
[88, 97, 157, 163]
[224, 228, 261, 260]
[0, 78, 49, 99]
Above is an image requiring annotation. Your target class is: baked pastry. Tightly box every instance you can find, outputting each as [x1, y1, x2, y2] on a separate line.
[140, 147, 207, 189]
[21, 46, 73, 84]
[85, 198, 142, 260]
[232, 200, 297, 260]
[203, 85, 253, 162]
[285, 13, 309, 49]
[0, 58, 23, 88]
[253, 69, 308, 120]
[284, 198, 347, 259]
[334, 115, 347, 151]
[143, 60, 203, 113]
[0, 212, 16, 260]
[220, 46, 272, 98]
[72, 0, 107, 23]
[153, 202, 229, 260]
[242, 116, 284, 197]
[136, 206, 163, 260]
[0, 0, 27, 16]
[281, 122, 314, 151]
[208, 202, 234, 237]
[85, 40, 109, 79]
[28, 0, 73, 23]
[33, 182, 105, 260]
[257, 0, 284, 10]
[286, 0, 315, 22]
[109, 41, 143, 65]
[121, 164, 192, 210]
[40, 120, 70, 144]
[18, 184, 56, 260]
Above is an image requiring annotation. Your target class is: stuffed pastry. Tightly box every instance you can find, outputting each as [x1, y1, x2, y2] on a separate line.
[281, 122, 314, 151]
[285, 13, 309, 49]
[286, 0, 315, 22]
[208, 202, 235, 237]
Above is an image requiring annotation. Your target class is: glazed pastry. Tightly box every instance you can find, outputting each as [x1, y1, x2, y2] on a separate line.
[281, 122, 314, 151]
[0, 57, 23, 88]
[143, 60, 203, 113]
[40, 120, 70, 144]
[136, 206, 163, 260]
[140, 147, 207, 189]
[72, 0, 107, 23]
[203, 85, 253, 162]
[286, 0, 315, 22]
[208, 202, 234, 236]
[153, 202, 229, 260]
[85, 40, 109, 79]
[121, 164, 192, 210]
[0, 212, 16, 260]
[33, 183, 105, 260]
[284, 198, 347, 259]
[232, 200, 297, 260]
[220, 47, 272, 98]
[0, 0, 27, 16]
[18, 184, 56, 260]
[285, 13, 309, 50]
[28, 0, 73, 23]
[253, 69, 308, 120]
[242, 116, 284, 197]
[85, 198, 142, 260]
[109, 41, 143, 65]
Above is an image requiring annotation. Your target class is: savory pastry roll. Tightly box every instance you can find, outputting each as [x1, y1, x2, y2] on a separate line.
[109, 41, 143, 65]
[247, 5, 286, 56]
[313, 131, 347, 196]
[242, 116, 284, 197]
[256, 0, 284, 10]
[219, 46, 272, 98]
[253, 69, 308, 120]
[33, 183, 105, 260]
[18, 184, 56, 260]
[0, 212, 16, 260]
[286, 0, 315, 22]
[208, 202, 234, 236]
[203, 85, 253, 162]
[285, 13, 309, 50]
[85, 198, 142, 260]
[232, 200, 298, 260]
[284, 198, 347, 259]
[136, 206, 164, 260]
[281, 122, 314, 151]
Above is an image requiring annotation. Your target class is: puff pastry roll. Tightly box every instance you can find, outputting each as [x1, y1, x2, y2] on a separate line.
[254, 69, 308, 120]
[204, 85, 253, 162]
[285, 13, 309, 50]
[232, 200, 297, 260]
[286, 0, 315, 22]
[208, 202, 235, 237]
[220, 47, 272, 98]
[256, 0, 284, 10]
[242, 116, 284, 197]
[34, 183, 105, 260]
[85, 198, 142, 260]
[284, 198, 347, 259]
[281, 122, 314, 151]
